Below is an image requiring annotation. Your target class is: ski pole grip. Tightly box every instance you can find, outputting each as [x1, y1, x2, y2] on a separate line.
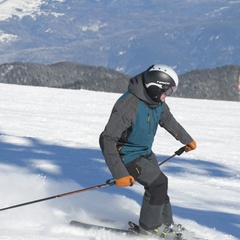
[106, 179, 116, 186]
[175, 146, 185, 156]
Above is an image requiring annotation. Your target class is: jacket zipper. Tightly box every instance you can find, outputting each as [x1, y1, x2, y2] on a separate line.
[148, 109, 159, 136]
[148, 113, 150, 136]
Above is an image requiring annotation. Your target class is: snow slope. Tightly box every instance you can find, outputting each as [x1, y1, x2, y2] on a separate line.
[0, 83, 239, 240]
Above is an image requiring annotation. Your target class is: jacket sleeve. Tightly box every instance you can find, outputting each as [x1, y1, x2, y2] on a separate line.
[159, 103, 194, 144]
[99, 93, 137, 179]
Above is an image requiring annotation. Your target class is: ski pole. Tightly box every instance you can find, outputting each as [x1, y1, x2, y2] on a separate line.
[0, 179, 115, 212]
[158, 146, 185, 166]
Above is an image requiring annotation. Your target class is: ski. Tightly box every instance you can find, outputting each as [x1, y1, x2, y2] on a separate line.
[69, 220, 207, 240]
[69, 220, 139, 236]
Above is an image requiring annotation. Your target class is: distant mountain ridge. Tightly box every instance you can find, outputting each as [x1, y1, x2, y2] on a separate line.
[176, 65, 240, 101]
[0, 62, 131, 93]
[0, 62, 239, 101]
[0, 0, 240, 75]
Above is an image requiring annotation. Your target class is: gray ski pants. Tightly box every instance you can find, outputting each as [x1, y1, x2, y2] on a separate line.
[125, 152, 173, 230]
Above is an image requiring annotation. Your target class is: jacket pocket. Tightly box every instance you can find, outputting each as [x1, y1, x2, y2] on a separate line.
[134, 155, 161, 186]
[125, 159, 142, 179]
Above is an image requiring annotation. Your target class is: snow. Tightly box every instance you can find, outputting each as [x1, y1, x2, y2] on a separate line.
[0, 83, 239, 240]
[80, 21, 108, 32]
[0, 31, 17, 44]
[0, 0, 43, 21]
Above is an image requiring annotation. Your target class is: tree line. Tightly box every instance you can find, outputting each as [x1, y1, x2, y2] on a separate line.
[0, 62, 239, 101]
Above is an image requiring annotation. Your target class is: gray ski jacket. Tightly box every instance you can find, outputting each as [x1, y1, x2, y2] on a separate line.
[100, 72, 194, 179]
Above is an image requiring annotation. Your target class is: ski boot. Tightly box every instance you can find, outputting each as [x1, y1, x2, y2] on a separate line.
[129, 221, 183, 239]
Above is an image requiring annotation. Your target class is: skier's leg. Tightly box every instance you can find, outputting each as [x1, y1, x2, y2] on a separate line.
[139, 172, 169, 230]
[125, 153, 173, 230]
[161, 196, 174, 226]
[139, 188, 164, 229]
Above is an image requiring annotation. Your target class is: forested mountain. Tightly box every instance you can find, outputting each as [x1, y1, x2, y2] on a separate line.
[0, 62, 239, 101]
[0, 62, 131, 93]
[175, 66, 240, 101]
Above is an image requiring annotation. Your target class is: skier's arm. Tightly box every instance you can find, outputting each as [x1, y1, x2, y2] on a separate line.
[159, 103, 194, 145]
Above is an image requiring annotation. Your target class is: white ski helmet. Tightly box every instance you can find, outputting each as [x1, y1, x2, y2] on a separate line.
[144, 64, 179, 103]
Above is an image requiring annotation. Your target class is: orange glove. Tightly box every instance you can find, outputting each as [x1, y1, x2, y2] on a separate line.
[115, 175, 135, 187]
[185, 140, 197, 152]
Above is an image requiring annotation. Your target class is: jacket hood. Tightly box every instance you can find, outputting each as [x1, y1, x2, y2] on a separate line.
[128, 72, 162, 108]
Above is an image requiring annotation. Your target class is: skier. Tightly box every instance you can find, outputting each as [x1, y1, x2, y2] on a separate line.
[99, 64, 196, 239]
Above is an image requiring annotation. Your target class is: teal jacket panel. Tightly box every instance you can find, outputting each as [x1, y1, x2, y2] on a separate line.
[118, 98, 164, 163]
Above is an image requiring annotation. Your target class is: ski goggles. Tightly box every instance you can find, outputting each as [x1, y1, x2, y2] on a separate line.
[163, 86, 176, 96]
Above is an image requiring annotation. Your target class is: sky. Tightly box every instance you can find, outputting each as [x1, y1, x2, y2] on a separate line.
[0, 83, 239, 240]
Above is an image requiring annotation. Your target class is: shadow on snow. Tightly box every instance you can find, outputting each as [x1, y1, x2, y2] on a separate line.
[0, 133, 239, 238]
